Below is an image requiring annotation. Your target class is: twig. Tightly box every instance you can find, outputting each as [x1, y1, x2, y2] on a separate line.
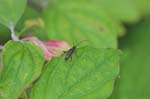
[9, 22, 19, 41]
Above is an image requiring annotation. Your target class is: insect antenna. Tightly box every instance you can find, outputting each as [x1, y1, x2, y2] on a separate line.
[75, 40, 88, 47]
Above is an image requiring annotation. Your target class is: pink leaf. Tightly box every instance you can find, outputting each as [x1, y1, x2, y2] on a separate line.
[22, 36, 71, 61]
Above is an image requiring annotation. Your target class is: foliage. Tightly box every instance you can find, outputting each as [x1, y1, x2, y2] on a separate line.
[110, 19, 150, 99]
[0, 41, 44, 99]
[0, 0, 150, 99]
[31, 47, 120, 99]
[0, 0, 27, 27]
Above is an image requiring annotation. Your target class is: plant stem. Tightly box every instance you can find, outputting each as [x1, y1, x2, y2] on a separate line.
[9, 22, 19, 41]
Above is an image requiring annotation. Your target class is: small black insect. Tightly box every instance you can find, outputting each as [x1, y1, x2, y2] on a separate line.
[64, 40, 87, 61]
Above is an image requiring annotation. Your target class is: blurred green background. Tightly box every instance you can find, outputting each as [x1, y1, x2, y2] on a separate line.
[110, 19, 150, 99]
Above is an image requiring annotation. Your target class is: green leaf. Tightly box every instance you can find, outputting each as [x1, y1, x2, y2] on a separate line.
[0, 0, 27, 28]
[31, 47, 120, 99]
[110, 20, 150, 99]
[0, 41, 44, 99]
[15, 6, 41, 32]
[44, 0, 125, 48]
[96, 0, 140, 23]
[0, 24, 10, 43]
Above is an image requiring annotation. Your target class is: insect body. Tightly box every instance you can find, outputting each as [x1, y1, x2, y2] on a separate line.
[64, 40, 87, 61]
[64, 46, 76, 61]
